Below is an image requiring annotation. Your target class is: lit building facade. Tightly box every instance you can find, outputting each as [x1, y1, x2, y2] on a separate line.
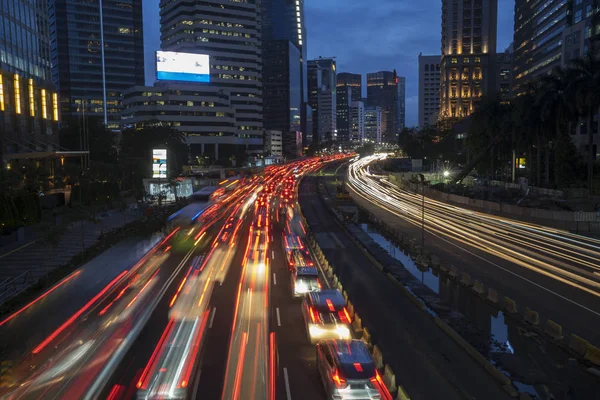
[264, 130, 283, 157]
[418, 54, 441, 128]
[397, 76, 406, 131]
[365, 106, 382, 144]
[160, 0, 263, 158]
[49, 0, 144, 129]
[350, 100, 365, 142]
[262, 40, 301, 159]
[513, 0, 598, 94]
[366, 70, 397, 143]
[440, 0, 498, 120]
[336, 72, 361, 144]
[1, 0, 60, 162]
[308, 58, 337, 144]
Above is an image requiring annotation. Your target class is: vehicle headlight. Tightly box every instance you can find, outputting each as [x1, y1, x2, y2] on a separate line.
[335, 325, 351, 339]
[295, 281, 308, 294]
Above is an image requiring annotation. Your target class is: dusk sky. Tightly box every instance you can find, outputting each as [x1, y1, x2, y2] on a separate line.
[143, 0, 515, 127]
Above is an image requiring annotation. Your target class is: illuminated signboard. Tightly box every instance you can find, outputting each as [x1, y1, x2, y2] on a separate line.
[156, 51, 210, 83]
[153, 149, 167, 178]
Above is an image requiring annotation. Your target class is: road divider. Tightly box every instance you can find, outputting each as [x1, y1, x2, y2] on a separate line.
[504, 297, 518, 314]
[523, 307, 539, 326]
[545, 320, 564, 340]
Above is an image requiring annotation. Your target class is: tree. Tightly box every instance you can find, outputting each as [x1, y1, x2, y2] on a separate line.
[569, 53, 600, 193]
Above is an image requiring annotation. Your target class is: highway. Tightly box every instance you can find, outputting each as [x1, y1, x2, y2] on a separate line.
[0, 156, 349, 400]
[347, 154, 600, 345]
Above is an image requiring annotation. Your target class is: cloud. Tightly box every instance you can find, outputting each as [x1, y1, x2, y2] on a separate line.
[306, 0, 514, 126]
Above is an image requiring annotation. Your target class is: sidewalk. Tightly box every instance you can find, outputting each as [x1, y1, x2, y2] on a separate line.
[0, 209, 141, 303]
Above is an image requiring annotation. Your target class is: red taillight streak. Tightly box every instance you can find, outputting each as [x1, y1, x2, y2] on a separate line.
[179, 310, 209, 389]
[170, 266, 192, 307]
[0, 270, 82, 328]
[137, 318, 175, 389]
[326, 298, 335, 312]
[269, 332, 276, 400]
[353, 362, 363, 372]
[342, 308, 352, 323]
[126, 268, 159, 309]
[106, 384, 123, 400]
[99, 281, 133, 316]
[32, 269, 129, 354]
[160, 227, 180, 245]
[231, 331, 248, 400]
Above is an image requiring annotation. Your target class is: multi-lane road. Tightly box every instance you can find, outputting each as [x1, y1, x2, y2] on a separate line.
[0, 156, 350, 400]
[347, 154, 600, 345]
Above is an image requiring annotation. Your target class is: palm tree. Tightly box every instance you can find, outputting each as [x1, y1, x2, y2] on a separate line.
[569, 52, 600, 193]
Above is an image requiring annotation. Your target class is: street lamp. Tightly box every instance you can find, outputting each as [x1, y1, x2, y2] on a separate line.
[418, 173, 425, 248]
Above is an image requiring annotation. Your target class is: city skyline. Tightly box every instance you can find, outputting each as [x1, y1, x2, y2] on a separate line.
[143, 0, 514, 127]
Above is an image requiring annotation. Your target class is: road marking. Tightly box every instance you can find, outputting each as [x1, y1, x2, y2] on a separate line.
[209, 307, 217, 328]
[192, 367, 202, 400]
[272, 250, 275, 260]
[273, 273, 277, 285]
[276, 307, 281, 326]
[283, 367, 292, 400]
[329, 232, 345, 248]
[0, 240, 38, 259]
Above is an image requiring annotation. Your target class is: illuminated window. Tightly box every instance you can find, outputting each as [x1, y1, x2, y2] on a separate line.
[474, 57, 481, 63]
[0, 74, 4, 111]
[41, 89, 47, 119]
[52, 93, 59, 121]
[119, 27, 131, 34]
[14, 75, 21, 114]
[451, 58, 457, 64]
[28, 79, 35, 116]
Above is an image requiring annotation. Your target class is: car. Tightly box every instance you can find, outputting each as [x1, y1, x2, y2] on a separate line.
[316, 339, 388, 400]
[302, 289, 352, 343]
[291, 267, 321, 297]
[286, 248, 313, 269]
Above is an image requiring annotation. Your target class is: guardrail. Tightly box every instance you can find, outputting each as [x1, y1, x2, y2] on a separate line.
[0, 271, 33, 305]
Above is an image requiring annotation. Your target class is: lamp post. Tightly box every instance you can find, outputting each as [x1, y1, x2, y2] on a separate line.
[158, 161, 165, 208]
[418, 173, 425, 248]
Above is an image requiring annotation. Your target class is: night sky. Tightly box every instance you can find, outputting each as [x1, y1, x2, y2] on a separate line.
[143, 0, 515, 127]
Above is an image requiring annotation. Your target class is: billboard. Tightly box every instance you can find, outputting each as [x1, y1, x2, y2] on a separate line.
[153, 149, 167, 178]
[156, 51, 210, 83]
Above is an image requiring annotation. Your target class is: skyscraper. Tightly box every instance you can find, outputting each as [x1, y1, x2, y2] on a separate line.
[337, 73, 362, 101]
[50, 0, 144, 129]
[308, 58, 337, 144]
[336, 73, 362, 143]
[1, 0, 60, 162]
[397, 76, 406, 131]
[262, 0, 307, 158]
[439, 0, 498, 120]
[365, 106, 382, 144]
[367, 70, 397, 143]
[350, 100, 365, 142]
[513, 0, 597, 94]
[418, 54, 441, 128]
[160, 0, 263, 159]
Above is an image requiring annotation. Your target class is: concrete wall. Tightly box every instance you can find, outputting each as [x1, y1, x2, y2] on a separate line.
[389, 174, 600, 233]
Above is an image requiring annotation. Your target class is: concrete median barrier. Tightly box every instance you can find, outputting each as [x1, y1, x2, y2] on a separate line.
[352, 313, 363, 333]
[570, 334, 589, 357]
[503, 297, 517, 314]
[396, 385, 411, 400]
[440, 264, 449, 273]
[487, 288, 499, 303]
[584, 343, 600, 366]
[342, 290, 348, 302]
[431, 255, 441, 267]
[371, 345, 384, 370]
[449, 266, 459, 279]
[545, 320, 564, 340]
[460, 272, 472, 286]
[332, 274, 339, 287]
[326, 267, 333, 279]
[361, 327, 372, 348]
[382, 365, 397, 395]
[523, 307, 539, 326]
[472, 280, 485, 295]
[336, 280, 342, 292]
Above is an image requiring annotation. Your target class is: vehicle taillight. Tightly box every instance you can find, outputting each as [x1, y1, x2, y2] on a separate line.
[332, 369, 347, 388]
[338, 308, 351, 324]
[309, 306, 318, 323]
[317, 279, 322, 289]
